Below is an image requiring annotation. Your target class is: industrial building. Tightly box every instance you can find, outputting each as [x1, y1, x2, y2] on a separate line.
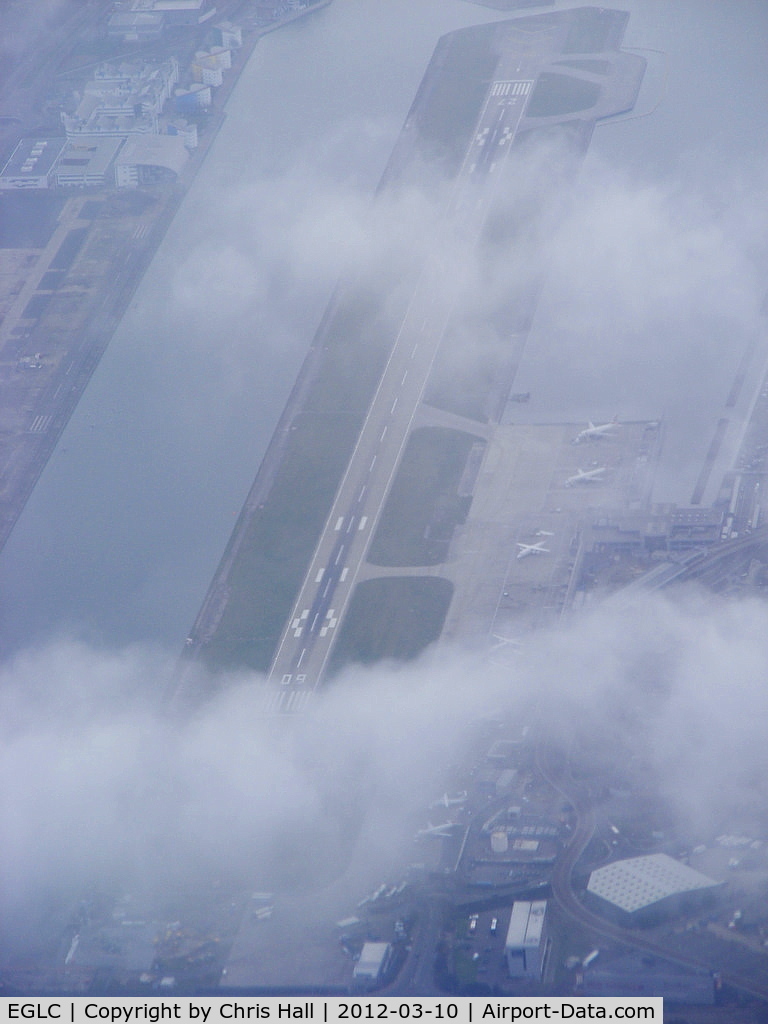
[107, 11, 165, 41]
[587, 853, 721, 926]
[352, 942, 392, 988]
[108, 0, 217, 38]
[150, 0, 217, 25]
[504, 901, 548, 979]
[584, 506, 725, 557]
[0, 138, 66, 190]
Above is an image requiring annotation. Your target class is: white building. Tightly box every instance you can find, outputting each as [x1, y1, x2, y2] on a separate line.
[65, 58, 179, 138]
[191, 60, 223, 88]
[167, 119, 198, 149]
[174, 84, 212, 112]
[55, 138, 124, 187]
[92, 57, 179, 99]
[0, 138, 66, 189]
[353, 942, 392, 988]
[62, 110, 159, 139]
[114, 134, 188, 187]
[505, 901, 548, 979]
[214, 21, 242, 48]
[587, 853, 721, 926]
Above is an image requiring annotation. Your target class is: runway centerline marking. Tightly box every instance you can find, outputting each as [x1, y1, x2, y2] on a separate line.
[269, 63, 533, 689]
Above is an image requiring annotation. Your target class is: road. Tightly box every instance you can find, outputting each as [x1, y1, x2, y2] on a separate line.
[536, 746, 768, 1002]
[267, 69, 537, 702]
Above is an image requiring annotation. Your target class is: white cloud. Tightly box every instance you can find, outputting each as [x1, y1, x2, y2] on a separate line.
[3, 590, 768, 953]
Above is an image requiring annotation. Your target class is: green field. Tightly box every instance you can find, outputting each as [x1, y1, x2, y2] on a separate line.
[368, 427, 484, 567]
[201, 283, 410, 672]
[527, 72, 601, 118]
[328, 576, 454, 674]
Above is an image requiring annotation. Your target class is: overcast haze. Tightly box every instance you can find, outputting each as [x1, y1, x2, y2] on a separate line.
[2, 1, 768, 650]
[1, 0, 768, 977]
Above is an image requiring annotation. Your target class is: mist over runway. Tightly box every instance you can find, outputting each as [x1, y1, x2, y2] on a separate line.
[2, 2, 767, 656]
[0, 0, 506, 657]
[2, 0, 768, 995]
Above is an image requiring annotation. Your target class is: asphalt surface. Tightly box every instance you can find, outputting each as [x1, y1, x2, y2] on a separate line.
[268, 66, 537, 700]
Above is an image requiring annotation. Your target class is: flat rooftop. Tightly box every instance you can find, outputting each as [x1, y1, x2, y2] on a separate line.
[505, 900, 547, 949]
[0, 138, 66, 180]
[57, 138, 124, 177]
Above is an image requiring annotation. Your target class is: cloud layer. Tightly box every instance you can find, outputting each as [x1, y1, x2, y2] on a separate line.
[3, 589, 768, 955]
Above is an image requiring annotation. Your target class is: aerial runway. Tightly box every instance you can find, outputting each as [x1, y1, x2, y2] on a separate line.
[267, 68, 538, 699]
[178, 8, 646, 710]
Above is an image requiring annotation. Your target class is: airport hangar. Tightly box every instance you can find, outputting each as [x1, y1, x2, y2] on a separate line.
[586, 853, 722, 927]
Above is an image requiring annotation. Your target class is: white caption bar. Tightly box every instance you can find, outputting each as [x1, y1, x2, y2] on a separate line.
[0, 997, 663, 1023]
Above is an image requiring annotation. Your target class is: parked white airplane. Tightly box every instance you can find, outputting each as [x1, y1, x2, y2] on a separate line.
[516, 541, 550, 559]
[572, 418, 618, 444]
[565, 466, 606, 486]
[535, 530, 554, 537]
[431, 791, 468, 809]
